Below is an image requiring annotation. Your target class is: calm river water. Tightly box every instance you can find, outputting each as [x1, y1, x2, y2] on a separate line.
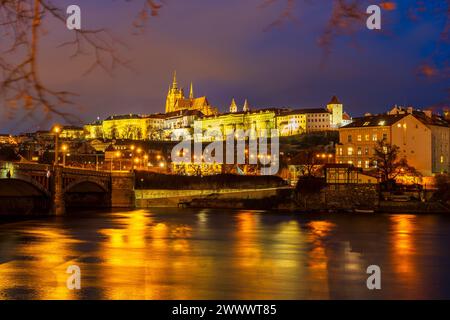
[0, 209, 450, 300]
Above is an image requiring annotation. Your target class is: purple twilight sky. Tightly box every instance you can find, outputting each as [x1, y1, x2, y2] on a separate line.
[1, 0, 448, 133]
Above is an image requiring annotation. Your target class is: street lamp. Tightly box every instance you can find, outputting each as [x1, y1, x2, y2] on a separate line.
[61, 144, 68, 167]
[53, 125, 61, 166]
[144, 154, 149, 170]
[116, 151, 122, 171]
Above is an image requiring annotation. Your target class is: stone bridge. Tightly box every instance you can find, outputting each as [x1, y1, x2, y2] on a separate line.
[0, 161, 135, 215]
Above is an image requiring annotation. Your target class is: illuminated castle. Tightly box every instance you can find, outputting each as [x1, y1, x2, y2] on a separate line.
[165, 71, 218, 116]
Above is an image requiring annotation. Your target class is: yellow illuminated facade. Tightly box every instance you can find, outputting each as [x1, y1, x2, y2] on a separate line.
[336, 106, 450, 177]
[165, 71, 218, 116]
[82, 77, 345, 142]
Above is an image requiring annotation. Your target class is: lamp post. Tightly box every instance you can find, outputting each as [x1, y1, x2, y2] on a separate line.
[53, 125, 61, 166]
[116, 151, 122, 171]
[144, 154, 149, 170]
[61, 144, 68, 167]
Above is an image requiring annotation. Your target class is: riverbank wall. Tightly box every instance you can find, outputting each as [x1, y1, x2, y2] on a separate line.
[135, 187, 291, 208]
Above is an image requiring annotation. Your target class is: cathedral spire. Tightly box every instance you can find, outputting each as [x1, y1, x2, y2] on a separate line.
[189, 82, 194, 99]
[230, 98, 238, 113]
[172, 70, 178, 90]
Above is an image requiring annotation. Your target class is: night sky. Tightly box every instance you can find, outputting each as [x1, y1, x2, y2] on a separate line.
[1, 0, 449, 133]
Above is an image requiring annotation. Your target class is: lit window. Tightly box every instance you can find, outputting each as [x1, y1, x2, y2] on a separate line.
[365, 160, 370, 169]
[365, 134, 370, 141]
[363, 122, 370, 126]
[357, 160, 362, 168]
[357, 147, 362, 155]
[348, 147, 354, 156]
[378, 120, 386, 126]
[441, 156, 445, 164]
[372, 134, 378, 141]
[357, 135, 362, 141]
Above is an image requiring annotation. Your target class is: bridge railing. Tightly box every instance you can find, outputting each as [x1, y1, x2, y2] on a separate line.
[0, 161, 51, 173]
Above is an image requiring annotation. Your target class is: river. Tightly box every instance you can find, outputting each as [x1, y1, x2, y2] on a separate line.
[0, 209, 449, 299]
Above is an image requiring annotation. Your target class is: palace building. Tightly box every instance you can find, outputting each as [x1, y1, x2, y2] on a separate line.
[336, 106, 450, 177]
[83, 71, 349, 142]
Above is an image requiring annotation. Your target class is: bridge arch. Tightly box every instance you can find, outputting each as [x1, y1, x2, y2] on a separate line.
[64, 178, 109, 194]
[0, 178, 51, 215]
[0, 175, 50, 197]
[63, 178, 111, 209]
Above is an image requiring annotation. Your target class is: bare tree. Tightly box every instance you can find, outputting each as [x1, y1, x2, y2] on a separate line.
[0, 0, 160, 123]
[1, 0, 448, 123]
[372, 140, 420, 183]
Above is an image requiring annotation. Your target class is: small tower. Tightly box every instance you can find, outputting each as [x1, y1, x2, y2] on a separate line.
[189, 82, 194, 99]
[230, 98, 238, 113]
[243, 99, 250, 113]
[327, 95, 343, 128]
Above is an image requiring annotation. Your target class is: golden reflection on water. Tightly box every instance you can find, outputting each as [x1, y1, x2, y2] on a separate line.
[390, 215, 417, 278]
[305, 221, 336, 299]
[1, 211, 445, 299]
[0, 227, 81, 299]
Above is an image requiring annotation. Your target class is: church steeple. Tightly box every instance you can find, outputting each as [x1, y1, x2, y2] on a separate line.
[172, 70, 178, 90]
[230, 98, 238, 113]
[189, 82, 194, 99]
[243, 99, 250, 112]
[166, 70, 184, 113]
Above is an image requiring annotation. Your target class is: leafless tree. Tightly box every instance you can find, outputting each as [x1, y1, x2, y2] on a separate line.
[1, 0, 448, 124]
[0, 0, 161, 124]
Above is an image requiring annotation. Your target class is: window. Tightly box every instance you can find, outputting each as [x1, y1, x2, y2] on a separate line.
[348, 135, 352, 143]
[372, 134, 378, 141]
[357, 147, 362, 155]
[357, 160, 362, 168]
[441, 156, 445, 164]
[382, 133, 388, 140]
[363, 122, 370, 126]
[338, 148, 343, 156]
[348, 147, 354, 156]
[365, 134, 370, 141]
[365, 147, 369, 155]
[357, 135, 362, 141]
[365, 160, 370, 169]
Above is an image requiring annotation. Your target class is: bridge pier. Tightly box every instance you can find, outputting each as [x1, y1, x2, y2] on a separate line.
[110, 172, 136, 208]
[52, 165, 65, 215]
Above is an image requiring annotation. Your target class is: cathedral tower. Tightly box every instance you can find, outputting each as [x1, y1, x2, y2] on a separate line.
[165, 71, 185, 113]
[189, 82, 194, 99]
